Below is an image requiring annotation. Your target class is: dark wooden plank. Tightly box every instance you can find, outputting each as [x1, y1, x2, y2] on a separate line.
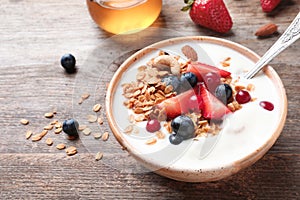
[0, 153, 299, 199]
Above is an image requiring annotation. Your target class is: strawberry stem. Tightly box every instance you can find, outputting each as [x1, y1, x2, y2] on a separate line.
[181, 0, 194, 12]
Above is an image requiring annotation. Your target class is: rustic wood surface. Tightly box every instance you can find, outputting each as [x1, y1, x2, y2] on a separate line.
[0, 0, 299, 199]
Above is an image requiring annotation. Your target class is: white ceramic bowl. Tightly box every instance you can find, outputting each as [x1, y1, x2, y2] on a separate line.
[106, 36, 287, 182]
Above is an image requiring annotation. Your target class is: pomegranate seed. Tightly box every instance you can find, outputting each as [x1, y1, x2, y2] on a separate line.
[259, 101, 274, 111]
[146, 119, 161, 133]
[235, 90, 251, 104]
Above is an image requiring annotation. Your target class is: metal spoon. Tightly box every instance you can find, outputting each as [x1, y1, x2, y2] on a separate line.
[244, 12, 300, 79]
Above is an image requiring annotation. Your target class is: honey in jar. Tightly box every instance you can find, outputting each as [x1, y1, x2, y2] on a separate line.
[87, 0, 162, 34]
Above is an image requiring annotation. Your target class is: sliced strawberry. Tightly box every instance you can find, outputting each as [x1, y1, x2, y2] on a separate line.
[156, 89, 196, 119]
[188, 94, 203, 112]
[199, 83, 231, 119]
[186, 62, 231, 82]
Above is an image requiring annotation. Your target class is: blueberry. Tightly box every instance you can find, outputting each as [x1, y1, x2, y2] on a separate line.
[161, 75, 181, 93]
[61, 53, 76, 73]
[215, 84, 233, 105]
[180, 72, 198, 91]
[63, 119, 79, 137]
[169, 134, 183, 145]
[171, 115, 195, 140]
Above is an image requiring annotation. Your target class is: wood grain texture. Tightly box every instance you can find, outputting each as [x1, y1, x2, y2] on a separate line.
[0, 0, 299, 199]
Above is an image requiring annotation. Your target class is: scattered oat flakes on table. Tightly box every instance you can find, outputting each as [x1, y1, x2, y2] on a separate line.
[101, 132, 109, 141]
[65, 146, 77, 156]
[50, 120, 58, 125]
[54, 127, 62, 134]
[55, 122, 62, 128]
[20, 119, 29, 125]
[56, 143, 66, 150]
[93, 104, 102, 112]
[44, 112, 54, 118]
[87, 115, 98, 123]
[44, 125, 54, 130]
[78, 125, 87, 131]
[93, 132, 102, 139]
[81, 93, 90, 100]
[25, 130, 33, 139]
[46, 138, 53, 146]
[31, 134, 42, 142]
[95, 152, 103, 161]
[97, 117, 104, 125]
[82, 128, 92, 136]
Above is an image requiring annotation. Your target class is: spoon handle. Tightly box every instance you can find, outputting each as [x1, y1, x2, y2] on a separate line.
[244, 12, 300, 79]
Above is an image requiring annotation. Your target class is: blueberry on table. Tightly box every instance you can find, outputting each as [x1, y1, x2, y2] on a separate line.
[60, 53, 76, 73]
[180, 72, 198, 91]
[171, 115, 195, 140]
[215, 83, 233, 105]
[169, 134, 183, 145]
[63, 119, 79, 137]
[161, 75, 181, 93]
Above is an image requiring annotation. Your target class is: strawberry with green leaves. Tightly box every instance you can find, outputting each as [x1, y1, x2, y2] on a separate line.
[182, 0, 233, 33]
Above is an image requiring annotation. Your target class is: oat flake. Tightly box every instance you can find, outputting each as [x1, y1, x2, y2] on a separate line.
[78, 125, 87, 131]
[102, 132, 109, 141]
[44, 125, 54, 130]
[25, 130, 33, 139]
[93, 104, 102, 112]
[81, 93, 90, 100]
[65, 146, 77, 156]
[93, 132, 102, 139]
[46, 138, 53, 146]
[95, 152, 103, 161]
[145, 138, 157, 145]
[82, 128, 92, 136]
[20, 119, 29, 125]
[56, 143, 66, 150]
[54, 127, 62, 134]
[87, 115, 98, 123]
[97, 118, 104, 125]
[31, 135, 42, 142]
[44, 112, 54, 118]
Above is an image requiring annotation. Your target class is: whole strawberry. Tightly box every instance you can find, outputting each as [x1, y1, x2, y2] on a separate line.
[260, 0, 281, 12]
[182, 0, 233, 33]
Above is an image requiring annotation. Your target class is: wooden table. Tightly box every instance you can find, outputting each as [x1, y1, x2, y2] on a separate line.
[0, 0, 299, 199]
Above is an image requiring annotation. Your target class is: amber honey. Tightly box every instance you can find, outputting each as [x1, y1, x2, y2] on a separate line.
[87, 0, 162, 34]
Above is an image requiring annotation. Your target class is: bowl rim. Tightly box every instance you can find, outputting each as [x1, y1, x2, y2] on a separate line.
[105, 36, 287, 181]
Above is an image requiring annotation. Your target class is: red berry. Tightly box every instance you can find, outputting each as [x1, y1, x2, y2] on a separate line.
[182, 0, 233, 33]
[259, 101, 274, 111]
[235, 90, 251, 104]
[260, 0, 281, 12]
[146, 119, 161, 133]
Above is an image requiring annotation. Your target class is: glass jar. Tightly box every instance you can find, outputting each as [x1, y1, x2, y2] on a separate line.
[87, 0, 162, 34]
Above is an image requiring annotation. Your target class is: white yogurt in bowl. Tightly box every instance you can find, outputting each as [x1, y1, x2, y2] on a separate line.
[106, 36, 287, 182]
